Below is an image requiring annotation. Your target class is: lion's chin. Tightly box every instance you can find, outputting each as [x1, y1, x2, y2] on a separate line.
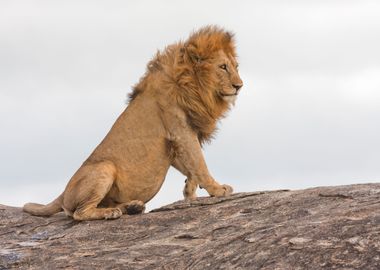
[219, 90, 238, 105]
[222, 94, 237, 105]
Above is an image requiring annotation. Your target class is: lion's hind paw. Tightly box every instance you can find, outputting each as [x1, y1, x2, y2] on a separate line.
[104, 208, 123, 220]
[119, 200, 146, 215]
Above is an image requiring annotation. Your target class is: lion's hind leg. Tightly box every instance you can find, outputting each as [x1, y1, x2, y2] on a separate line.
[67, 161, 122, 221]
[73, 205, 122, 221]
[72, 198, 123, 221]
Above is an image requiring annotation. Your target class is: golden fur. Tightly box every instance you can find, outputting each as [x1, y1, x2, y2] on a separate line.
[23, 26, 243, 220]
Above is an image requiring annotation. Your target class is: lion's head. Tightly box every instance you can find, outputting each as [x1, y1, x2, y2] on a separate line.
[213, 49, 243, 104]
[181, 26, 243, 104]
[131, 25, 243, 144]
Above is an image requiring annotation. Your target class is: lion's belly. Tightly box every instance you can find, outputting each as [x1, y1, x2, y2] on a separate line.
[107, 139, 172, 204]
[113, 163, 171, 203]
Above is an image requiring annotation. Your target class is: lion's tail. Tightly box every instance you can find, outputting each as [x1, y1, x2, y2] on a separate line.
[23, 193, 64, 216]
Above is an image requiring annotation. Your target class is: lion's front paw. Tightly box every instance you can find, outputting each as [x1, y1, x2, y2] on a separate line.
[184, 193, 197, 201]
[210, 184, 233, 197]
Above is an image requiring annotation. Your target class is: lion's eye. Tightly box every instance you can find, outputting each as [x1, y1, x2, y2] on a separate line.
[220, 64, 227, 70]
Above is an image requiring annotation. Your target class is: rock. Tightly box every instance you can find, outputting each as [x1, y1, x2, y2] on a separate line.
[1, 183, 380, 269]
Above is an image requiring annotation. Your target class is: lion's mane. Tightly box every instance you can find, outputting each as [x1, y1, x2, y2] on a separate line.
[129, 26, 237, 144]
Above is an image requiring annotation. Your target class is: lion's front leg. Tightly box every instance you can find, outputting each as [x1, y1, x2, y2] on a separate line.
[170, 132, 233, 200]
[183, 178, 198, 200]
[171, 160, 198, 200]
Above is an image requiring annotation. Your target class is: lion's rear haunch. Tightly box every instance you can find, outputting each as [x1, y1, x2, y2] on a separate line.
[23, 25, 243, 221]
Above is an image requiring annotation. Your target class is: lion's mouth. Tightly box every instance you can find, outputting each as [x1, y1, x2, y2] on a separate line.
[219, 90, 239, 97]
[220, 92, 238, 97]
[219, 91, 238, 104]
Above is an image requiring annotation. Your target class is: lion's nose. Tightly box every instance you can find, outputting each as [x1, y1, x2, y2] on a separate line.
[233, 83, 243, 92]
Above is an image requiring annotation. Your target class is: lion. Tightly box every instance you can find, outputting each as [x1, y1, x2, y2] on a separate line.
[23, 25, 243, 220]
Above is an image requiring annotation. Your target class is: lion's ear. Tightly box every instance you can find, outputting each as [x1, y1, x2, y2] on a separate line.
[184, 43, 202, 64]
[224, 31, 234, 43]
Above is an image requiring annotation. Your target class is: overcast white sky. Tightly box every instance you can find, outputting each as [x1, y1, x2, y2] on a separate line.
[1, 0, 379, 210]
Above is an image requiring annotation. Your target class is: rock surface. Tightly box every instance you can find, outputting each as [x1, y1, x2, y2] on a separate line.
[1, 183, 380, 269]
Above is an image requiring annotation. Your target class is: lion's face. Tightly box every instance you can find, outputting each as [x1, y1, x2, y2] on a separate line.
[214, 50, 243, 104]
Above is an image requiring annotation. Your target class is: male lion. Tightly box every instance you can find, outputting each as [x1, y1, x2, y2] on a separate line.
[23, 26, 243, 220]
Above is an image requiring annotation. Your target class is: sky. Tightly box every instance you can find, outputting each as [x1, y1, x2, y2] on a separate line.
[1, 0, 379, 211]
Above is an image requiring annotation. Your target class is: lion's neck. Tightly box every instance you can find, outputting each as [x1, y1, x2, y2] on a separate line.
[183, 95, 229, 145]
